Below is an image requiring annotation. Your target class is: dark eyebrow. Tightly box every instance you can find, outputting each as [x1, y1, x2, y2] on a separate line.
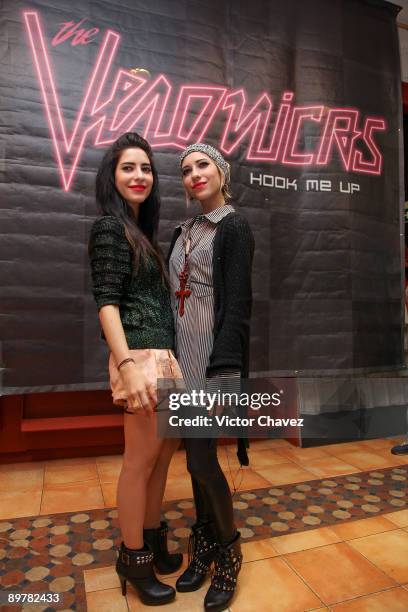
[120, 161, 151, 167]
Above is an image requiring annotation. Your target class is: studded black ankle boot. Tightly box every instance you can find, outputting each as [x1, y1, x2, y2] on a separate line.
[204, 531, 242, 611]
[116, 542, 175, 605]
[176, 522, 218, 592]
[143, 521, 183, 574]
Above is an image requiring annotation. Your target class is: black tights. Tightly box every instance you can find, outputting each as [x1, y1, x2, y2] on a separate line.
[183, 438, 236, 546]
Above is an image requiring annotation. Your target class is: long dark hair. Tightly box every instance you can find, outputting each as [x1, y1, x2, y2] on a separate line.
[95, 132, 166, 279]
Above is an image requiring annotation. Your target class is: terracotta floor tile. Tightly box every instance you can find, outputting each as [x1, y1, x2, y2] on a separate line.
[384, 510, 408, 527]
[97, 460, 122, 484]
[330, 516, 397, 540]
[358, 438, 400, 451]
[242, 449, 293, 470]
[348, 529, 408, 584]
[322, 450, 393, 471]
[304, 457, 358, 478]
[167, 453, 189, 477]
[254, 462, 315, 486]
[86, 587, 128, 612]
[95, 454, 123, 465]
[44, 462, 98, 486]
[0, 462, 44, 492]
[226, 469, 247, 493]
[285, 542, 395, 605]
[218, 451, 243, 471]
[276, 446, 332, 464]
[371, 448, 408, 465]
[272, 526, 341, 554]
[230, 557, 322, 611]
[226, 468, 271, 492]
[40, 480, 105, 514]
[167, 465, 189, 480]
[101, 482, 117, 507]
[0, 490, 42, 520]
[241, 537, 279, 562]
[321, 442, 367, 455]
[389, 455, 408, 466]
[84, 566, 120, 592]
[164, 476, 193, 501]
[331, 586, 408, 611]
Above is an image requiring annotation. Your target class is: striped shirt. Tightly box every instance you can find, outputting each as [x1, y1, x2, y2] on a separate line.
[169, 204, 239, 392]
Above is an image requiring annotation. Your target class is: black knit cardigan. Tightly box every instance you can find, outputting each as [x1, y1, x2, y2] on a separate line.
[167, 211, 255, 465]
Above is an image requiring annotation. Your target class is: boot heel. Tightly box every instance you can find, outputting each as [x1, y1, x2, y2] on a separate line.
[116, 542, 175, 604]
[119, 575, 127, 596]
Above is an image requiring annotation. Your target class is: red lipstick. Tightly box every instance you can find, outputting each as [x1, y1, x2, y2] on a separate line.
[192, 181, 206, 190]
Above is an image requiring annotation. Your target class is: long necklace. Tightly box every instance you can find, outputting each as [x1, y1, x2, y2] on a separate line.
[175, 231, 192, 317]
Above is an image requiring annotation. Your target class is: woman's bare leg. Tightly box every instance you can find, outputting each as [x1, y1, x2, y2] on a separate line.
[117, 412, 163, 548]
[143, 438, 181, 529]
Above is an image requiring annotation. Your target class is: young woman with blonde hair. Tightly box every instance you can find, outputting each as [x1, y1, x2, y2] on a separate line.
[168, 143, 255, 612]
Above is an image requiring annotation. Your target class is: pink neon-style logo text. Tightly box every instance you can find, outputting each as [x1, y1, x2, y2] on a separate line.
[23, 11, 386, 191]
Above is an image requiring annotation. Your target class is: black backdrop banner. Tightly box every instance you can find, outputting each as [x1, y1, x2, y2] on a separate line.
[0, 0, 403, 394]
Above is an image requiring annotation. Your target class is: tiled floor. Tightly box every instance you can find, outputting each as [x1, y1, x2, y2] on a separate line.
[1, 437, 407, 611]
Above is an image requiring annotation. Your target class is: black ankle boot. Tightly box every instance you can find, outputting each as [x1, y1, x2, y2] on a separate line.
[176, 522, 218, 592]
[143, 521, 183, 574]
[204, 531, 242, 611]
[116, 542, 175, 605]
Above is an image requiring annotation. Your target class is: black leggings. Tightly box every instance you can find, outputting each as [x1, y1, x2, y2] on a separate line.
[183, 437, 236, 545]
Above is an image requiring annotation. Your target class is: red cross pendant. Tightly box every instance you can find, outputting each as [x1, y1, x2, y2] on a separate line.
[175, 268, 191, 316]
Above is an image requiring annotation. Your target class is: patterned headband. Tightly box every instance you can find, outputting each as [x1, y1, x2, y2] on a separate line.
[179, 143, 230, 180]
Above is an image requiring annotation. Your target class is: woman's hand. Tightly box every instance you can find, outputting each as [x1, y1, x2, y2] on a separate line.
[119, 361, 157, 414]
[98, 305, 157, 413]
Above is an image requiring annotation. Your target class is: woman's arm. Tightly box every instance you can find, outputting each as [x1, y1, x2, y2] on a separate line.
[99, 305, 156, 413]
[89, 217, 155, 412]
[206, 215, 255, 377]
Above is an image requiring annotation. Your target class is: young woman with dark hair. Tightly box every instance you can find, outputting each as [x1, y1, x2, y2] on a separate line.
[168, 143, 255, 612]
[89, 132, 182, 606]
